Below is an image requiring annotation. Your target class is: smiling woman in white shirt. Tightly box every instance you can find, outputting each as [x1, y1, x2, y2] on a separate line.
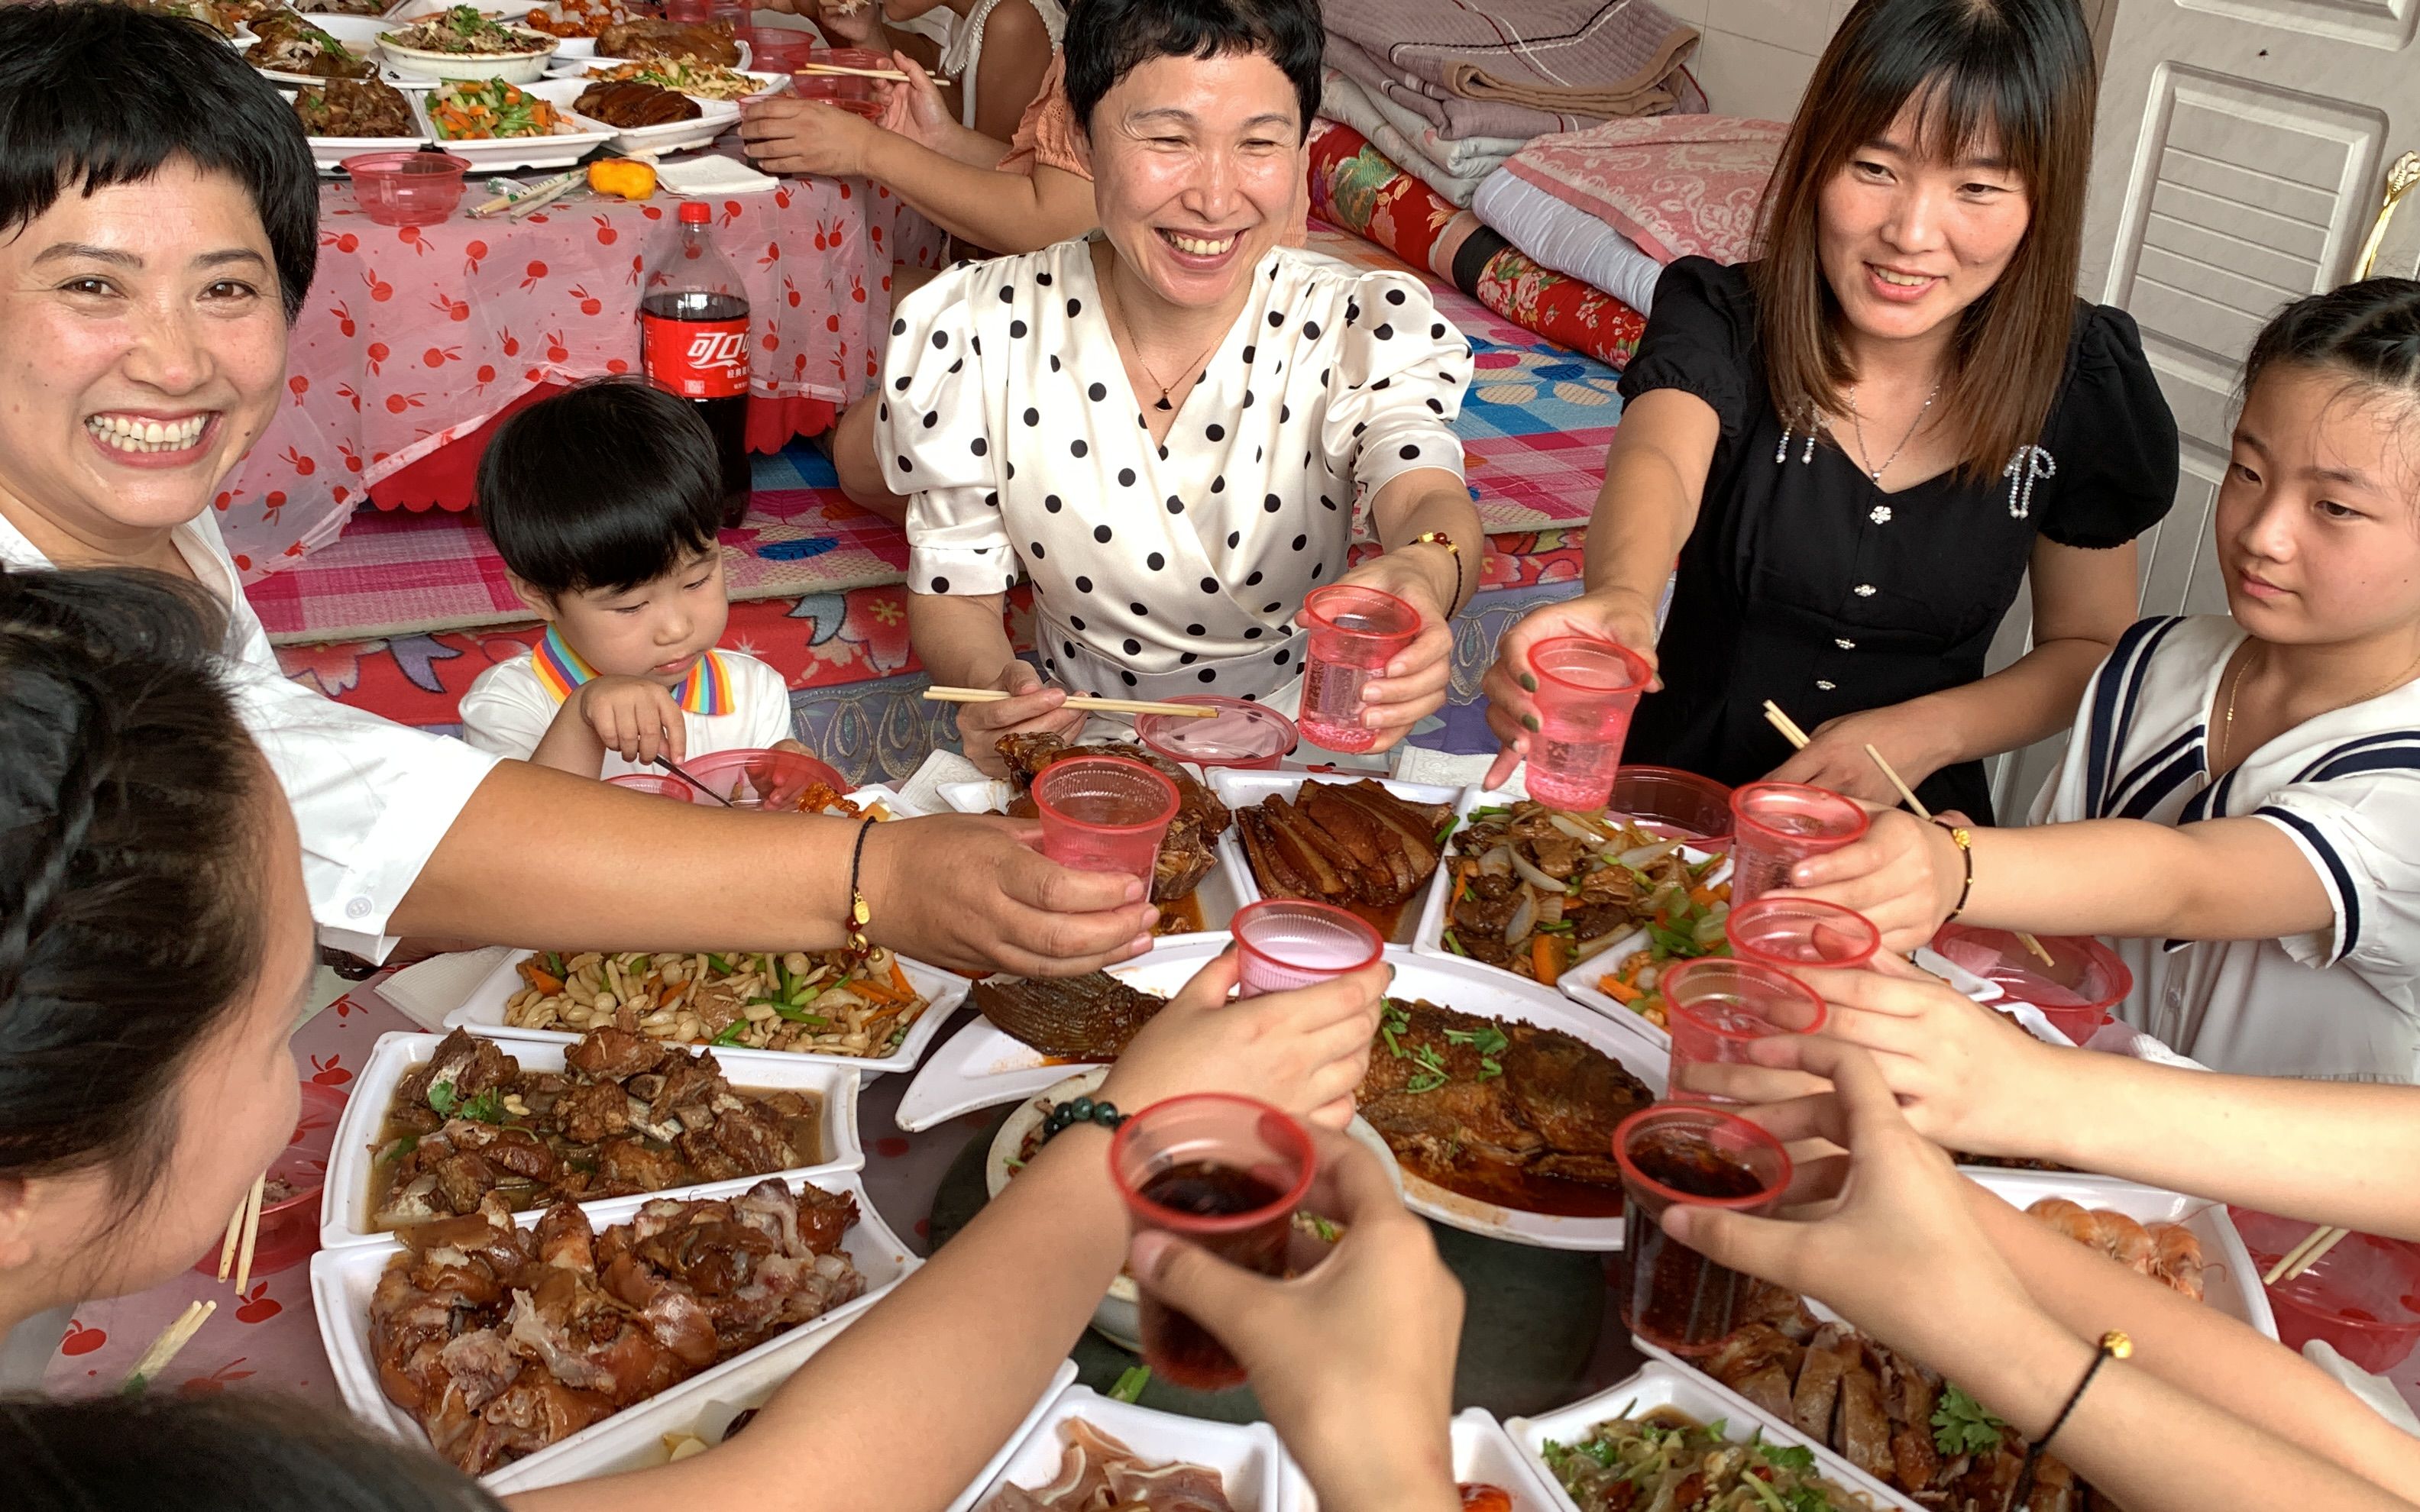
[0, 3, 1154, 979]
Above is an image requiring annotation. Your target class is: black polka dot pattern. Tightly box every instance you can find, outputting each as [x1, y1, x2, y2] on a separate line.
[1075, 576, 1093, 593]
[1089, 382, 1108, 402]
[929, 575, 948, 591]
[1093, 525, 1112, 543]
[1118, 468, 1136, 486]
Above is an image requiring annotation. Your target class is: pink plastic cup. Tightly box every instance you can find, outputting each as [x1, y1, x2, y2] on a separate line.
[1616, 1104, 1793, 1354]
[606, 773, 697, 801]
[1661, 957, 1828, 1103]
[791, 47, 888, 118]
[2231, 1209, 2420, 1373]
[1725, 897, 1881, 974]
[1111, 1094, 1318, 1391]
[1727, 782, 1871, 907]
[679, 748, 847, 810]
[1231, 899, 1384, 997]
[1297, 584, 1421, 754]
[1031, 755, 1180, 887]
[1608, 766, 1735, 849]
[1523, 637, 1653, 812]
[1930, 923, 2131, 1045]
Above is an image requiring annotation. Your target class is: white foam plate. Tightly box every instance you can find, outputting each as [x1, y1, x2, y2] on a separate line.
[312, 1169, 918, 1489]
[413, 76, 616, 167]
[1282, 1409, 1559, 1510]
[576, 93, 741, 155]
[318, 1029, 864, 1251]
[934, 776, 1245, 936]
[386, 0, 544, 18]
[951, 1384, 1288, 1512]
[283, 85, 432, 169]
[1959, 1169, 2275, 1337]
[546, 41, 760, 79]
[1509, 1359, 1916, 1512]
[445, 945, 965, 1077]
[1206, 770, 1467, 948]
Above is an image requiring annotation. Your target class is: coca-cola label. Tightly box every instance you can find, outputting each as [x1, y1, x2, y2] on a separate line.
[641, 314, 750, 398]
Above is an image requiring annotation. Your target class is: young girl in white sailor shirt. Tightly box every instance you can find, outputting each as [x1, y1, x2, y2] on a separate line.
[1779, 278, 2420, 1084]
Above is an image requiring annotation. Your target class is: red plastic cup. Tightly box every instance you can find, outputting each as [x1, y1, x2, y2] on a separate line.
[1616, 1104, 1792, 1354]
[1608, 766, 1735, 849]
[193, 1080, 347, 1279]
[1930, 923, 2130, 1045]
[2230, 1209, 2420, 1372]
[1297, 584, 1422, 754]
[1031, 755, 1179, 887]
[1727, 782, 1871, 906]
[1136, 695, 1299, 774]
[606, 773, 697, 800]
[341, 151, 470, 228]
[1725, 897, 1881, 974]
[1662, 957, 1827, 1103]
[791, 47, 888, 118]
[679, 748, 847, 810]
[1231, 900, 1383, 997]
[1111, 1094, 1318, 1390]
[1523, 637, 1652, 812]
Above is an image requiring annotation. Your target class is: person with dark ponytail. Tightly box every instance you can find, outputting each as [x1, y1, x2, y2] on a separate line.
[1784, 279, 2420, 1083]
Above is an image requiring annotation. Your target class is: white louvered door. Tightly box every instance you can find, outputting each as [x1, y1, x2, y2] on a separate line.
[1983, 0, 2418, 817]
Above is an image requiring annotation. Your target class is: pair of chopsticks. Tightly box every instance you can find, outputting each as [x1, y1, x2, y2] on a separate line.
[218, 1174, 267, 1296]
[923, 686, 1218, 719]
[654, 754, 734, 805]
[2263, 1225, 2351, 1284]
[121, 1300, 216, 1394]
[794, 60, 952, 85]
[1762, 699, 2056, 969]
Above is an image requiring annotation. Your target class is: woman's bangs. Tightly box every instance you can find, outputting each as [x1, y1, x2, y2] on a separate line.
[1901, 62, 2048, 185]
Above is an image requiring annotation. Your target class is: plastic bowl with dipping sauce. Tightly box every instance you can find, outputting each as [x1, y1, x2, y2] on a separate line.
[1930, 923, 2131, 1046]
[2231, 1208, 2420, 1372]
[678, 748, 847, 809]
[341, 150, 471, 228]
[1135, 695, 1298, 773]
[195, 1079, 348, 1280]
[1607, 765, 1733, 848]
[791, 47, 885, 118]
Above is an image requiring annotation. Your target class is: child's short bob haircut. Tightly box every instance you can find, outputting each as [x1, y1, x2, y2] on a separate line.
[476, 380, 724, 598]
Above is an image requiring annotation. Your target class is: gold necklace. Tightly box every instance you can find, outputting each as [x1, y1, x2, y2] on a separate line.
[2214, 642, 2420, 773]
[1101, 267, 1222, 412]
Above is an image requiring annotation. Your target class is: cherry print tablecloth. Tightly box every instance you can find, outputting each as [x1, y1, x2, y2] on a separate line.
[213, 173, 947, 583]
[37, 989, 992, 1406]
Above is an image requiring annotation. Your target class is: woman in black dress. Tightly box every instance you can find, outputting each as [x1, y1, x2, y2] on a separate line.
[1482, 0, 2179, 821]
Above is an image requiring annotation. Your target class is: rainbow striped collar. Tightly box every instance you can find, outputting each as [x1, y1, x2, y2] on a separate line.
[529, 625, 734, 716]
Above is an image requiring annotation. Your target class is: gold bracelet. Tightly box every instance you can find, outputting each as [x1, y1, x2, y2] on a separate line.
[1934, 819, 1974, 922]
[1412, 529, 1463, 607]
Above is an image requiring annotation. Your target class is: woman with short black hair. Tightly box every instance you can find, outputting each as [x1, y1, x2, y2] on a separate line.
[888, 0, 1483, 774]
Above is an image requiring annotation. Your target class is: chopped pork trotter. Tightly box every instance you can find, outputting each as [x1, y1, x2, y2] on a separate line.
[971, 971, 1170, 1061]
[1234, 780, 1451, 909]
[995, 733, 1231, 902]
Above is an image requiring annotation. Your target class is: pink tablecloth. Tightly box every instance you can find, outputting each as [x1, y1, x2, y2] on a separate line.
[215, 175, 946, 581]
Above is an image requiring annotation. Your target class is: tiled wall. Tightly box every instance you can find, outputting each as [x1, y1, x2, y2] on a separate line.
[1679, 0, 2118, 121]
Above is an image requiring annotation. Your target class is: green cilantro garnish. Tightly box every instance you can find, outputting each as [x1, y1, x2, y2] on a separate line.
[1932, 1384, 2006, 1457]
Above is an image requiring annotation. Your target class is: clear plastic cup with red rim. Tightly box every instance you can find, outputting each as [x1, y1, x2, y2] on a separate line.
[2231, 1209, 2420, 1373]
[1661, 957, 1828, 1103]
[791, 47, 888, 118]
[1726, 782, 1871, 907]
[1135, 695, 1298, 774]
[1724, 897, 1881, 974]
[1607, 765, 1735, 849]
[1930, 923, 2131, 1045]
[193, 1080, 347, 1279]
[341, 151, 471, 228]
[680, 748, 848, 809]
[1230, 899, 1383, 997]
[1297, 584, 1421, 754]
[606, 773, 697, 800]
[1111, 1094, 1318, 1391]
[1616, 1104, 1793, 1354]
[1523, 637, 1653, 812]
[1031, 754, 1179, 887]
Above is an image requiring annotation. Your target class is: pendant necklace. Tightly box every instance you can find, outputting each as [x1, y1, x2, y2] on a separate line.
[1846, 382, 1940, 485]
[1102, 268, 1220, 412]
[2213, 642, 2420, 775]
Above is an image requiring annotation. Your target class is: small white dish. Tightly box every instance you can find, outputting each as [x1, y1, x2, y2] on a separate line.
[951, 1385, 1286, 1512]
[1283, 1409, 1561, 1510]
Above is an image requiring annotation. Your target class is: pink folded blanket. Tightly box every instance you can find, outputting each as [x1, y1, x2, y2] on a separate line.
[1324, 0, 1700, 119]
[1503, 114, 1787, 263]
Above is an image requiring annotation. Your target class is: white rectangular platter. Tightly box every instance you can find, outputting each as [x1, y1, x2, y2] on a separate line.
[1206, 769, 1467, 948]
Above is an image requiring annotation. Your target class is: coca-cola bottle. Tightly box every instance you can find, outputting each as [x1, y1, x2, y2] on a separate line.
[640, 200, 752, 528]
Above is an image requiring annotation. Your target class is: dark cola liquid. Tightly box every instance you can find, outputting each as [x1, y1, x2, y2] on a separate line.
[641, 289, 753, 528]
[1137, 1161, 1289, 1391]
[1621, 1128, 1768, 1355]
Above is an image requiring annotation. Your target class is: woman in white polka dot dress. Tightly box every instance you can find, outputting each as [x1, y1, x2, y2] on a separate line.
[878, 0, 1482, 774]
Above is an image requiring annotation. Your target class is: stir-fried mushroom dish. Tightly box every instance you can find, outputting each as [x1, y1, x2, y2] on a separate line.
[370, 1028, 823, 1229]
[1445, 803, 1727, 986]
[1233, 780, 1451, 916]
[293, 77, 416, 137]
[370, 1179, 865, 1474]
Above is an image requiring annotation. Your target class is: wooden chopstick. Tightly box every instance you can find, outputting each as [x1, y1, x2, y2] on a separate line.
[231, 1174, 267, 1295]
[921, 686, 1218, 719]
[121, 1300, 215, 1394]
[215, 1193, 247, 1281]
[2263, 1224, 2351, 1285]
[1762, 699, 1813, 750]
[1858, 741, 2056, 969]
[793, 61, 951, 84]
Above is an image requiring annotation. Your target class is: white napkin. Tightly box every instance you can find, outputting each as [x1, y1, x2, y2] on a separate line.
[897, 748, 990, 816]
[655, 157, 782, 195]
[1390, 745, 1500, 788]
[2302, 1339, 2420, 1437]
[374, 946, 513, 1032]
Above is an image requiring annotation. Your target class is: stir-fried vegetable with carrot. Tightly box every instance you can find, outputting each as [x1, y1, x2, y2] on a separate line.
[1441, 802, 1726, 985]
[1598, 876, 1732, 1029]
[502, 947, 929, 1056]
[429, 78, 567, 140]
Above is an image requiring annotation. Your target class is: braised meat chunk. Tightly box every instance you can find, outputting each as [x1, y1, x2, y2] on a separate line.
[972, 971, 1170, 1061]
[1234, 780, 1451, 909]
[995, 733, 1231, 903]
[595, 17, 740, 63]
[574, 79, 703, 126]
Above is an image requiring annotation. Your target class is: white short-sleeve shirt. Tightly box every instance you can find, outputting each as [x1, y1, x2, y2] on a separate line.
[0, 509, 497, 962]
[459, 638, 795, 775]
[878, 237, 1470, 705]
[2034, 614, 2420, 1083]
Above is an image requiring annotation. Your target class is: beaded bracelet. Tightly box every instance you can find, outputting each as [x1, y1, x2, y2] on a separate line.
[1040, 1095, 1128, 1145]
[2010, 1330, 2130, 1506]
[1933, 819, 1975, 922]
[845, 818, 875, 953]
[1412, 529, 1464, 609]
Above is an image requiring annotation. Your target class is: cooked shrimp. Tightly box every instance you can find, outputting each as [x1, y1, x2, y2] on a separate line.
[2027, 1197, 2099, 1246]
[2151, 1222, 2206, 1300]
[2092, 1210, 2158, 1275]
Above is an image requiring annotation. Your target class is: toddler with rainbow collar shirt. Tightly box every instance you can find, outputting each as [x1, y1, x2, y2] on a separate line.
[459, 380, 804, 777]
